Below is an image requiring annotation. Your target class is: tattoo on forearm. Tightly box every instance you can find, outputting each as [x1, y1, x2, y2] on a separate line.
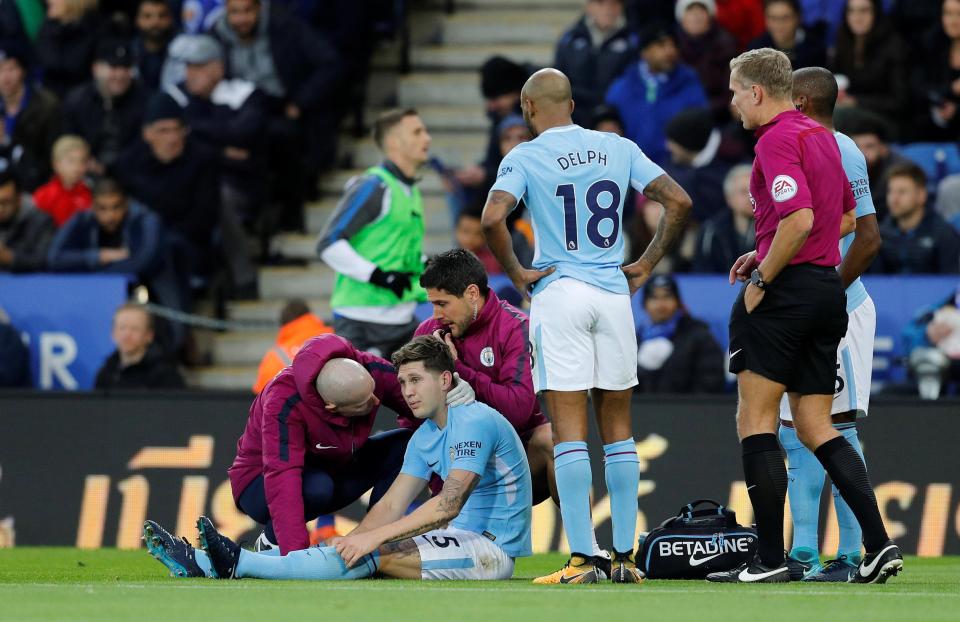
[483, 191, 523, 275]
[386, 475, 478, 542]
[380, 538, 420, 559]
[639, 175, 691, 268]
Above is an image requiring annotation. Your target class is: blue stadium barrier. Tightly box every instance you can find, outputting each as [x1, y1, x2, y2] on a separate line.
[632, 274, 959, 386]
[0, 274, 130, 390]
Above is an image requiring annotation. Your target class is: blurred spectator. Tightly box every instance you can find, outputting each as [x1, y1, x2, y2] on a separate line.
[212, 0, 343, 225]
[591, 103, 625, 134]
[693, 163, 755, 272]
[0, 42, 60, 191]
[316, 109, 429, 358]
[902, 286, 960, 399]
[47, 176, 190, 317]
[748, 0, 827, 70]
[34, 0, 102, 98]
[252, 298, 333, 394]
[935, 174, 960, 230]
[112, 92, 220, 284]
[799, 0, 848, 41]
[177, 0, 224, 34]
[167, 34, 262, 296]
[0, 169, 54, 272]
[62, 38, 148, 175]
[662, 107, 730, 222]
[915, 0, 960, 141]
[456, 202, 501, 276]
[555, 0, 638, 127]
[675, 0, 738, 122]
[605, 22, 708, 165]
[0, 305, 29, 387]
[133, 0, 175, 90]
[454, 56, 528, 191]
[94, 303, 185, 389]
[873, 162, 960, 274]
[635, 274, 725, 393]
[0, 1, 33, 52]
[715, 0, 766, 50]
[835, 107, 908, 220]
[830, 0, 908, 137]
[32, 134, 91, 227]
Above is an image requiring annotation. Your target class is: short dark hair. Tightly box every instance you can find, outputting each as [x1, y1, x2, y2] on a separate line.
[391, 335, 455, 375]
[93, 176, 126, 198]
[792, 67, 838, 119]
[420, 249, 489, 297]
[373, 108, 418, 148]
[887, 162, 927, 189]
[0, 169, 19, 193]
[764, 0, 801, 15]
[280, 299, 310, 325]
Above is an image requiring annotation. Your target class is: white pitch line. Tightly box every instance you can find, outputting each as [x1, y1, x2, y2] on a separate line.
[0, 582, 955, 599]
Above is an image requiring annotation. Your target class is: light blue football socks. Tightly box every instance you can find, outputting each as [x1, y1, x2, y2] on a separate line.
[554, 441, 594, 556]
[236, 545, 379, 580]
[603, 438, 640, 555]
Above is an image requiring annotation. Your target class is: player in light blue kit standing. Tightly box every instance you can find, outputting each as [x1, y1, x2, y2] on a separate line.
[191, 335, 532, 582]
[777, 67, 882, 581]
[482, 68, 692, 584]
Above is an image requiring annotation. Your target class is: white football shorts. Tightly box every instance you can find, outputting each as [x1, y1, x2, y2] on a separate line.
[780, 296, 875, 420]
[529, 277, 638, 392]
[413, 527, 514, 580]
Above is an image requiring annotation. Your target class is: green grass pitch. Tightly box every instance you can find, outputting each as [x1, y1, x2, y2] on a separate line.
[0, 549, 957, 622]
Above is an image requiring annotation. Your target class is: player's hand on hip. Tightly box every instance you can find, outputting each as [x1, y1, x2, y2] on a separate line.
[335, 532, 380, 567]
[446, 372, 476, 407]
[511, 266, 555, 299]
[432, 329, 459, 360]
[729, 251, 758, 285]
[621, 261, 652, 296]
[744, 282, 765, 313]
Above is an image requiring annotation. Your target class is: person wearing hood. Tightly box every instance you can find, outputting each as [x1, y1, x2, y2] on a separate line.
[635, 274, 725, 393]
[226, 333, 476, 556]
[554, 0, 638, 127]
[662, 107, 731, 223]
[94, 303, 185, 389]
[605, 22, 708, 165]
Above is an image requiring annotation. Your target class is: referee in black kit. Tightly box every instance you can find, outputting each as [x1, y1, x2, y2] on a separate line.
[708, 49, 902, 584]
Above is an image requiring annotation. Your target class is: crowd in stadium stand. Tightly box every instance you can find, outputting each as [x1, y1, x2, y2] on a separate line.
[1, 0, 959, 396]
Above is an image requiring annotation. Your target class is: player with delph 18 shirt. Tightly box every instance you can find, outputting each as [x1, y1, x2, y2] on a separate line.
[711, 48, 901, 584]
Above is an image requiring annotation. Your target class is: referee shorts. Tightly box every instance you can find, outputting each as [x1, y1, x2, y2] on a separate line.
[728, 264, 848, 395]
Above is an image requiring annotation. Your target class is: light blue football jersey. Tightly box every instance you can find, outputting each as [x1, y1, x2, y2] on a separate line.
[400, 402, 532, 557]
[491, 124, 665, 296]
[834, 131, 876, 313]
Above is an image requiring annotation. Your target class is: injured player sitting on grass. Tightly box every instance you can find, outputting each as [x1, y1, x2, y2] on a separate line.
[143, 336, 533, 581]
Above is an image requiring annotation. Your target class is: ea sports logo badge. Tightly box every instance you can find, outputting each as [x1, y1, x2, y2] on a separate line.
[480, 346, 495, 367]
[771, 175, 798, 202]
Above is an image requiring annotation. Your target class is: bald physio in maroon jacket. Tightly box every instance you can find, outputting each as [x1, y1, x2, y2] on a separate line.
[228, 334, 422, 555]
[415, 249, 556, 504]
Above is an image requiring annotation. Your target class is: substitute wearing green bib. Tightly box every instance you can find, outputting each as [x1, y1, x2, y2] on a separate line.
[330, 165, 426, 309]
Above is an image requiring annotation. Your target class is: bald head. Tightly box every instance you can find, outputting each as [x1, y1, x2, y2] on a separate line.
[315, 358, 375, 411]
[792, 67, 838, 121]
[520, 68, 574, 136]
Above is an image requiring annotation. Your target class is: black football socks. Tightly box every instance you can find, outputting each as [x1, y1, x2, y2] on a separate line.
[742, 433, 788, 567]
[814, 435, 889, 552]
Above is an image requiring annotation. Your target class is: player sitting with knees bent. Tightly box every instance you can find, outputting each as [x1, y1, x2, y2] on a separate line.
[188, 336, 532, 581]
[142, 333, 478, 578]
[414, 248, 609, 568]
[481, 68, 692, 584]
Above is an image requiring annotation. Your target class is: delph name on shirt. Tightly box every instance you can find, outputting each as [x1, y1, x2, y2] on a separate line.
[556, 151, 607, 170]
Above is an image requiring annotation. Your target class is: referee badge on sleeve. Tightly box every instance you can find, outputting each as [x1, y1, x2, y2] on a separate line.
[771, 175, 798, 202]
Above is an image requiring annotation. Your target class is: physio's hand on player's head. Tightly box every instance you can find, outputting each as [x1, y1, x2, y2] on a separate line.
[335, 532, 380, 568]
[621, 260, 652, 296]
[511, 266, 556, 300]
[728, 250, 758, 285]
[432, 329, 459, 360]
[446, 372, 476, 407]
